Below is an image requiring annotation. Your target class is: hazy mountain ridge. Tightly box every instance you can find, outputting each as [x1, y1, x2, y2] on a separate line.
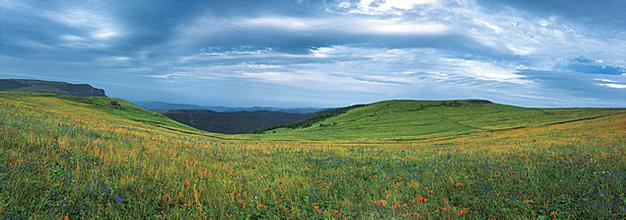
[134, 101, 326, 113]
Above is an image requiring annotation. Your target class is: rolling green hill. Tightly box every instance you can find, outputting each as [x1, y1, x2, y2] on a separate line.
[0, 79, 106, 97]
[265, 99, 623, 141]
[1, 92, 625, 219]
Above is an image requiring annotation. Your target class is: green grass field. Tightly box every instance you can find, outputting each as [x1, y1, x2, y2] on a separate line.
[1, 92, 625, 219]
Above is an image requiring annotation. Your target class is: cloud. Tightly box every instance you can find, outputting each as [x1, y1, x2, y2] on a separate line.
[337, 0, 439, 15]
[44, 7, 121, 46]
[597, 83, 626, 89]
[1, 0, 625, 107]
[152, 45, 531, 93]
[241, 16, 449, 35]
[476, 0, 626, 31]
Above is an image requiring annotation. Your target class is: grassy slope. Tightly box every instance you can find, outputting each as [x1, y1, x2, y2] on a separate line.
[264, 100, 622, 141]
[0, 79, 106, 97]
[1, 93, 625, 219]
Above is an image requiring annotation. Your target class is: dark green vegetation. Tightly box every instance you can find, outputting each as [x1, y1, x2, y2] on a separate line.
[160, 109, 310, 134]
[1, 92, 625, 219]
[0, 79, 106, 97]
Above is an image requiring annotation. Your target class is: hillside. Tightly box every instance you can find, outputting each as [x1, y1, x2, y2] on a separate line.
[159, 109, 310, 134]
[1, 92, 625, 218]
[0, 79, 106, 97]
[265, 100, 623, 140]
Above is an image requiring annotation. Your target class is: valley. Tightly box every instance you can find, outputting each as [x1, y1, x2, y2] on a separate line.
[1, 92, 624, 218]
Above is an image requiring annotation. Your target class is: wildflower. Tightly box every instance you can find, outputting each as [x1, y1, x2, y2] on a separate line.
[114, 194, 125, 204]
[375, 199, 388, 207]
[417, 195, 429, 203]
[455, 182, 464, 187]
[391, 204, 399, 209]
[523, 199, 534, 204]
[313, 203, 321, 214]
[256, 203, 265, 208]
[183, 181, 190, 187]
[237, 199, 247, 208]
[429, 190, 434, 195]
[458, 208, 468, 215]
[64, 215, 70, 220]
[402, 203, 409, 208]
[550, 211, 558, 215]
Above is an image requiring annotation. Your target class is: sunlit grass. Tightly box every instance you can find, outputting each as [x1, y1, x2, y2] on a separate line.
[0, 92, 624, 218]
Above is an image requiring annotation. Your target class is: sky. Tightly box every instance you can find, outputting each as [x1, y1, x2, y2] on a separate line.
[1, 0, 625, 108]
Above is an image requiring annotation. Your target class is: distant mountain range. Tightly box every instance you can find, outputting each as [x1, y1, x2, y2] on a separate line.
[0, 79, 106, 97]
[134, 101, 326, 114]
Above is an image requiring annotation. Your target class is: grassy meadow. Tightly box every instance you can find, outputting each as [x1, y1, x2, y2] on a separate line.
[0, 92, 625, 219]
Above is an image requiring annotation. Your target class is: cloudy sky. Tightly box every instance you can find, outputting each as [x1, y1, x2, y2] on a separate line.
[1, 0, 625, 107]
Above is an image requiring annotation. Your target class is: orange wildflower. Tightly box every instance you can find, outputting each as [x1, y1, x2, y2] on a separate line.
[375, 199, 388, 207]
[256, 203, 265, 208]
[550, 211, 558, 215]
[64, 215, 70, 220]
[429, 190, 434, 195]
[523, 199, 534, 204]
[455, 182, 464, 187]
[237, 199, 247, 208]
[402, 203, 409, 208]
[391, 204, 399, 209]
[183, 181, 190, 187]
[458, 208, 468, 215]
[416, 195, 429, 203]
[313, 203, 321, 214]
